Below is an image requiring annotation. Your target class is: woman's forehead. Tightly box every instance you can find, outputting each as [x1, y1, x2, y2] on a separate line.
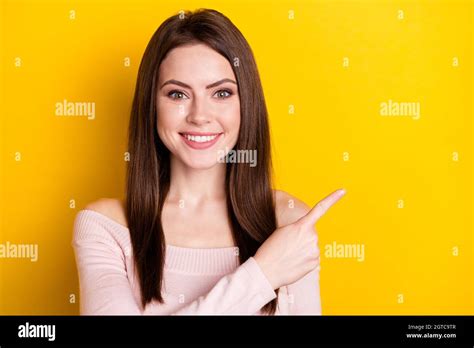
[158, 43, 236, 86]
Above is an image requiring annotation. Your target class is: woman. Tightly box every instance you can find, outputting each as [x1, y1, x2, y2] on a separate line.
[72, 8, 346, 315]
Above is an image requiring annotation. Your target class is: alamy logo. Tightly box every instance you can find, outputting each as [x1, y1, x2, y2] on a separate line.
[55, 99, 96, 120]
[0, 241, 38, 262]
[217, 146, 257, 167]
[380, 99, 420, 120]
[324, 241, 365, 262]
[18, 322, 55, 341]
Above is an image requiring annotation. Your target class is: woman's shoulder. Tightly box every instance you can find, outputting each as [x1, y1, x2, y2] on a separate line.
[272, 189, 311, 227]
[83, 198, 128, 228]
[72, 198, 130, 249]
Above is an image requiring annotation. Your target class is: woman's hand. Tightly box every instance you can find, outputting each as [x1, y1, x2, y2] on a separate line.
[254, 189, 346, 290]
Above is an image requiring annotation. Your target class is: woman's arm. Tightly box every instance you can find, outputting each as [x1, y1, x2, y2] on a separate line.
[272, 190, 326, 315]
[286, 268, 321, 315]
[72, 230, 142, 315]
[172, 256, 276, 315]
[72, 213, 276, 315]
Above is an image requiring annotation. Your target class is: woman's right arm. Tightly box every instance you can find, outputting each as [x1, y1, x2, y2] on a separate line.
[72, 226, 143, 315]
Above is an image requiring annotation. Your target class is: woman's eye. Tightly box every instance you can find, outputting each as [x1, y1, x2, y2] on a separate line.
[214, 89, 233, 99]
[168, 90, 188, 100]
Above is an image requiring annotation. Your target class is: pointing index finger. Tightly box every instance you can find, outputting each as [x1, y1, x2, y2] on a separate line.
[300, 188, 346, 226]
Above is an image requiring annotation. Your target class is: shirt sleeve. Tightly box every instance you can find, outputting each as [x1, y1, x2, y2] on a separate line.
[72, 213, 142, 315]
[285, 267, 322, 315]
[172, 256, 276, 315]
[72, 212, 277, 315]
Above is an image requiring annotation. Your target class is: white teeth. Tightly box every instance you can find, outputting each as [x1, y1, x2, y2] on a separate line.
[183, 134, 219, 143]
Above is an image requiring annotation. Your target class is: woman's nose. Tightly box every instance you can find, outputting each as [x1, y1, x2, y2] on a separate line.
[186, 97, 212, 125]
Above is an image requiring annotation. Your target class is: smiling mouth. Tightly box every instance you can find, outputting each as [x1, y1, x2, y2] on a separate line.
[179, 132, 223, 143]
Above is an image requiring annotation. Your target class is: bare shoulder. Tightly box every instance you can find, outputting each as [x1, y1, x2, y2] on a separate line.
[84, 198, 128, 228]
[273, 189, 311, 227]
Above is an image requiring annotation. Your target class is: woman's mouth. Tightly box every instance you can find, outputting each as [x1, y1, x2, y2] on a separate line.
[179, 132, 223, 150]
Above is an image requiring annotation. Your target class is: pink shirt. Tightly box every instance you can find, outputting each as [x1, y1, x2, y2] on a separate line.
[72, 209, 322, 315]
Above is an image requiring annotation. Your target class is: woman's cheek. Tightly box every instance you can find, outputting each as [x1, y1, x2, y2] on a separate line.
[226, 104, 240, 145]
[157, 105, 181, 147]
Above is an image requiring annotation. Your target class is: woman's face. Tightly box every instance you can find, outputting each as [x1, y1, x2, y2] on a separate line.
[156, 43, 240, 169]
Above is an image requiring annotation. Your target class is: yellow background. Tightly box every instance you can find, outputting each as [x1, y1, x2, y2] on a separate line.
[0, 0, 472, 314]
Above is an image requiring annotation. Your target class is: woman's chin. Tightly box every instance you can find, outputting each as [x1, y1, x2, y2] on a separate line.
[180, 156, 223, 170]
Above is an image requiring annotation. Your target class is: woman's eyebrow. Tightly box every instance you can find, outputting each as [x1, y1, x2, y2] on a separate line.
[160, 78, 237, 90]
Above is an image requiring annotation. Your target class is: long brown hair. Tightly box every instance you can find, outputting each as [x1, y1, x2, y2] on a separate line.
[126, 8, 279, 315]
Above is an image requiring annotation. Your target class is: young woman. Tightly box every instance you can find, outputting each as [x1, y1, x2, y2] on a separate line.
[72, 8, 346, 315]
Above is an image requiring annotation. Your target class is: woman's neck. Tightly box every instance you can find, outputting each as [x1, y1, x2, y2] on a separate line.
[167, 156, 227, 205]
